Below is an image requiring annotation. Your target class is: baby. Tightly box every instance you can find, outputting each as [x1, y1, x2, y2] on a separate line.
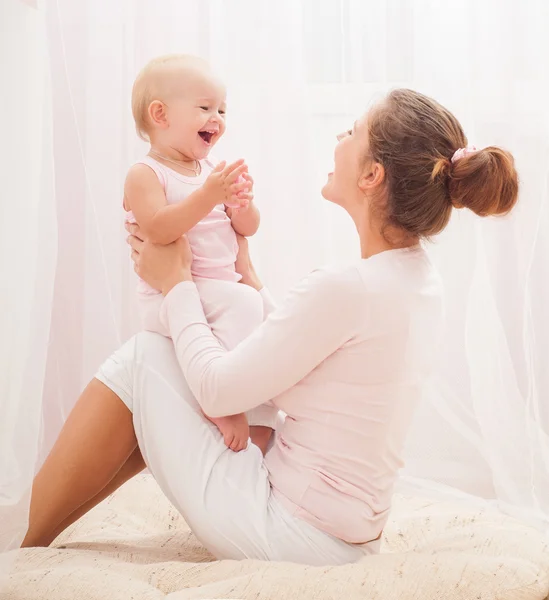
[124, 54, 272, 451]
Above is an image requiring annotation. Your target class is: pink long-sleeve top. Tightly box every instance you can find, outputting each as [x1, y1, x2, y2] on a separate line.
[159, 246, 444, 544]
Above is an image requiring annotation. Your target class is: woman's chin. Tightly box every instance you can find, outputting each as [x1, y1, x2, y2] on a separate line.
[322, 168, 341, 198]
[321, 186, 347, 210]
[321, 180, 335, 202]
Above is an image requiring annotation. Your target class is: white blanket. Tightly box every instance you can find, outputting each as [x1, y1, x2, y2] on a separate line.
[2, 475, 548, 599]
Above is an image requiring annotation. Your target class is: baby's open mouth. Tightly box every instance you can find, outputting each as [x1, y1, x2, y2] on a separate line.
[198, 131, 215, 144]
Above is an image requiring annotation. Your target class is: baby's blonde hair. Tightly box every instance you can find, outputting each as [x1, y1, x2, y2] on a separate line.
[131, 54, 208, 141]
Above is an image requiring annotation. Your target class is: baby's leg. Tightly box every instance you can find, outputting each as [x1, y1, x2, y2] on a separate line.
[203, 411, 249, 452]
[195, 279, 279, 450]
[134, 288, 252, 451]
[136, 291, 170, 337]
[194, 278, 264, 350]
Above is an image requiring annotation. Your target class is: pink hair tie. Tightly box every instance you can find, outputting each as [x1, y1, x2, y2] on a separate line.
[451, 145, 477, 163]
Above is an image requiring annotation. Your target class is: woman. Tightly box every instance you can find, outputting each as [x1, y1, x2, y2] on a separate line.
[22, 89, 518, 565]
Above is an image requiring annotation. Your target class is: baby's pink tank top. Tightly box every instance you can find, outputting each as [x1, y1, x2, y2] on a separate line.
[126, 156, 240, 294]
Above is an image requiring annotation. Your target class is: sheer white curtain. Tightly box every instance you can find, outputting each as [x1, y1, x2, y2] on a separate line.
[0, 0, 56, 559]
[1, 0, 548, 560]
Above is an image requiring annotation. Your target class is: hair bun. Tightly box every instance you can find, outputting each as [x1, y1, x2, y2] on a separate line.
[447, 146, 518, 217]
[431, 156, 452, 182]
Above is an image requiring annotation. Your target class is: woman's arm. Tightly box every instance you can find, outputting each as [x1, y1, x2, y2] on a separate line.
[234, 234, 276, 318]
[159, 267, 364, 417]
[126, 225, 361, 418]
[258, 288, 277, 318]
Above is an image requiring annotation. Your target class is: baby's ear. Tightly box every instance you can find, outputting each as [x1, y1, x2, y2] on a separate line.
[148, 100, 168, 129]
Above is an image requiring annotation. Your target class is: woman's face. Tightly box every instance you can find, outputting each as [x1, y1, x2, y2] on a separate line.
[321, 112, 371, 209]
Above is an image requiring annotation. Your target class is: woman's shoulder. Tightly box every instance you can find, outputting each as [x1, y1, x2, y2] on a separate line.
[303, 262, 365, 288]
[298, 248, 442, 308]
[354, 247, 444, 312]
[307, 248, 433, 286]
[297, 263, 369, 310]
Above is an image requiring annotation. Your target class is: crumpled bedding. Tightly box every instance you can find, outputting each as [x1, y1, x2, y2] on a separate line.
[2, 475, 548, 599]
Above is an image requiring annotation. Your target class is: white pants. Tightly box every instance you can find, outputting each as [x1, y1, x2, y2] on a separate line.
[137, 278, 277, 429]
[95, 332, 375, 565]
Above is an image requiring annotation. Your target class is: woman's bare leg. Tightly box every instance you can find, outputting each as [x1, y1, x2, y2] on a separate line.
[21, 379, 138, 548]
[47, 447, 146, 545]
[50, 427, 272, 543]
[47, 427, 270, 546]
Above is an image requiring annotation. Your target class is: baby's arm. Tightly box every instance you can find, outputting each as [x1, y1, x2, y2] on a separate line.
[125, 164, 214, 245]
[227, 202, 260, 237]
[226, 172, 260, 237]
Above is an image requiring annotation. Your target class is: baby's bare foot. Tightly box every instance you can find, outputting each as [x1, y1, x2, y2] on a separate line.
[206, 413, 249, 452]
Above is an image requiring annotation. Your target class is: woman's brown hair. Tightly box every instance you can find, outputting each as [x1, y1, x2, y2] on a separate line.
[367, 89, 519, 239]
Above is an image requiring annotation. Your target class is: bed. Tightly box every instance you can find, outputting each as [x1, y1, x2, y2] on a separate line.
[2, 475, 548, 599]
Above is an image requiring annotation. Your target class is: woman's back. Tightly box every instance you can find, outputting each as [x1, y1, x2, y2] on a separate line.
[266, 246, 444, 544]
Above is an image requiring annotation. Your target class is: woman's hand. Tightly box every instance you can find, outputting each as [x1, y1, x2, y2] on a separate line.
[126, 223, 193, 295]
[234, 234, 263, 291]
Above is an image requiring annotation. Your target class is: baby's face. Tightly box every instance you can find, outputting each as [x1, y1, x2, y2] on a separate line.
[163, 68, 227, 160]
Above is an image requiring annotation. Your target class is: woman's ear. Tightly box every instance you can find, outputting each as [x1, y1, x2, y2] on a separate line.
[358, 161, 385, 194]
[148, 100, 168, 129]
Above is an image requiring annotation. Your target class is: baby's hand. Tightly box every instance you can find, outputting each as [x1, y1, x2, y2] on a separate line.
[203, 159, 250, 208]
[237, 172, 254, 208]
[206, 413, 249, 452]
[226, 173, 254, 211]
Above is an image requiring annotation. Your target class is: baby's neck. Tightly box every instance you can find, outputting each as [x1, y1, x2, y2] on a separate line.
[149, 142, 196, 166]
[148, 143, 202, 178]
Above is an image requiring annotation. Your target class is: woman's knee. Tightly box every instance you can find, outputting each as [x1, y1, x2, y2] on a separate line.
[133, 331, 174, 363]
[94, 337, 138, 411]
[131, 331, 201, 413]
